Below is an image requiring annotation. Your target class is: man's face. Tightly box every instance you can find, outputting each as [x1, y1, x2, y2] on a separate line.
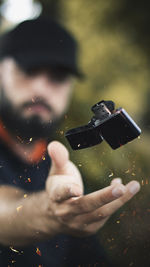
[0, 59, 74, 140]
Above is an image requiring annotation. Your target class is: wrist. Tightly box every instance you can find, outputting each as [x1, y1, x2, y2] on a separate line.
[24, 190, 60, 240]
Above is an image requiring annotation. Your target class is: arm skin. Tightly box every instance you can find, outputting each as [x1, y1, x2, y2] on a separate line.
[0, 141, 140, 247]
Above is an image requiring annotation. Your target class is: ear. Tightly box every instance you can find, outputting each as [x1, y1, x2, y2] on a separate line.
[0, 62, 3, 80]
[0, 58, 11, 83]
[0, 59, 7, 82]
[0, 58, 17, 82]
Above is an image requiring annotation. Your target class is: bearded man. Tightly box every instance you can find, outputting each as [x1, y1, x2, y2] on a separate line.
[0, 17, 140, 266]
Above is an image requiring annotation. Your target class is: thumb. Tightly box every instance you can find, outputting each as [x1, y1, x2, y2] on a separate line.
[48, 141, 69, 176]
[47, 141, 83, 202]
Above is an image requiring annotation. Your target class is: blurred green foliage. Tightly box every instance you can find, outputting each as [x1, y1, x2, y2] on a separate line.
[1, 0, 150, 265]
[53, 1, 150, 266]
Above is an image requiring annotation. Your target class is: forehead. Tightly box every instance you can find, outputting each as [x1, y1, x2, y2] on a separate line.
[0, 58, 71, 73]
[0, 58, 74, 104]
[0, 58, 75, 82]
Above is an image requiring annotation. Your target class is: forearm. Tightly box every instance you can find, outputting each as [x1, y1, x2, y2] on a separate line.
[0, 186, 59, 247]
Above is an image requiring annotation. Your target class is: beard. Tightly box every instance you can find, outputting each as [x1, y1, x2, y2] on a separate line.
[0, 88, 62, 141]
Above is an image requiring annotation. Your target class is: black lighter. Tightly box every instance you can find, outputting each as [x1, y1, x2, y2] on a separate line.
[65, 100, 141, 150]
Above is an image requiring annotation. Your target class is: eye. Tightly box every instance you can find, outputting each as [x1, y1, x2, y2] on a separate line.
[21, 66, 72, 83]
[47, 69, 71, 83]
[23, 68, 40, 77]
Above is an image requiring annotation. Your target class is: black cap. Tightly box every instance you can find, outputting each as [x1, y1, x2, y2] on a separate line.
[0, 17, 83, 78]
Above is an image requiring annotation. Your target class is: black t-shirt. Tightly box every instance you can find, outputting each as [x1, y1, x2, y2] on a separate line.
[0, 141, 112, 267]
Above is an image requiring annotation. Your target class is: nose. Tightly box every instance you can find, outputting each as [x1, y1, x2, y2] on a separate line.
[29, 73, 54, 95]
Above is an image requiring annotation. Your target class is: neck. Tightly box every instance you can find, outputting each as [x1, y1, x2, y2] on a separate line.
[0, 120, 47, 164]
[12, 138, 47, 164]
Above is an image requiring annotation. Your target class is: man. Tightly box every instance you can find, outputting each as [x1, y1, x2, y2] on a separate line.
[0, 17, 140, 266]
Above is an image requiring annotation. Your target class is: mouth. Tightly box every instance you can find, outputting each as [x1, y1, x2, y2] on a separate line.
[21, 102, 53, 120]
[26, 104, 50, 113]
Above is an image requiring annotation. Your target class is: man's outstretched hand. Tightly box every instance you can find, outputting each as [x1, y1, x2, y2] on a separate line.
[46, 141, 140, 237]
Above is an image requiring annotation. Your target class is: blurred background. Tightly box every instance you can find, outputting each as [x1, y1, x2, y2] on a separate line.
[1, 0, 150, 266]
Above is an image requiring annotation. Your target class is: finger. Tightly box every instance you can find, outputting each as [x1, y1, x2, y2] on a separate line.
[48, 141, 69, 175]
[48, 175, 83, 202]
[71, 183, 127, 214]
[111, 178, 122, 185]
[100, 180, 140, 216]
[81, 180, 140, 224]
[88, 181, 140, 222]
[82, 219, 109, 235]
[47, 141, 83, 188]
